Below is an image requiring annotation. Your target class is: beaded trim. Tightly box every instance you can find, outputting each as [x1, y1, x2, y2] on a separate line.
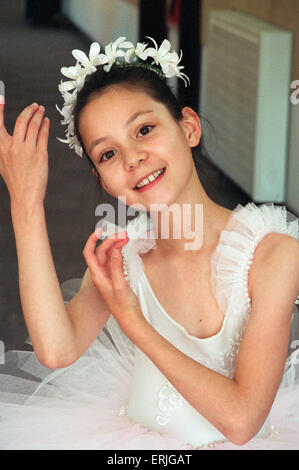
[243, 232, 299, 307]
[242, 232, 266, 307]
[122, 254, 129, 281]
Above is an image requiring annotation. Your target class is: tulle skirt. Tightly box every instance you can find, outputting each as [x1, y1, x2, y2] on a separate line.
[0, 281, 299, 450]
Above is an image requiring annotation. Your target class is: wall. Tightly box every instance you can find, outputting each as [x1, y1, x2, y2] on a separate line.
[62, 0, 138, 45]
[201, 0, 299, 214]
[201, 0, 299, 80]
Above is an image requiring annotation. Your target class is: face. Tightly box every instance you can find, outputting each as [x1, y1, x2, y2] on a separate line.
[78, 85, 201, 210]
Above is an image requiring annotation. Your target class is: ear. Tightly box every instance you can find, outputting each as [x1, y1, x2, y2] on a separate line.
[180, 107, 202, 148]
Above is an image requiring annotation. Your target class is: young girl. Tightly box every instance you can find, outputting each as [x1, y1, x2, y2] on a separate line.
[0, 37, 298, 450]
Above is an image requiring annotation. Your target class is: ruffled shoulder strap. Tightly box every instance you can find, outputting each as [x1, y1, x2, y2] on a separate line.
[210, 202, 299, 318]
[122, 213, 156, 295]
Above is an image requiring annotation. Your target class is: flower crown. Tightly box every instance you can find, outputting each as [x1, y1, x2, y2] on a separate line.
[56, 36, 190, 157]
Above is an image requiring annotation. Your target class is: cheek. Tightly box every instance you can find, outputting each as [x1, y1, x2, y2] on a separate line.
[161, 135, 190, 167]
[159, 127, 187, 155]
[148, 134, 178, 162]
[99, 169, 126, 197]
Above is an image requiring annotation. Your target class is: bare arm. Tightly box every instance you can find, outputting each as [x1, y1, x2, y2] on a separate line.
[84, 230, 299, 445]
[11, 201, 112, 368]
[64, 267, 112, 360]
[0, 101, 113, 368]
[11, 201, 78, 367]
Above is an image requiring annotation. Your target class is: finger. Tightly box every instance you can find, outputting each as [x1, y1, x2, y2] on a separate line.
[109, 247, 128, 291]
[113, 238, 129, 249]
[0, 94, 5, 127]
[13, 103, 39, 144]
[82, 232, 112, 289]
[0, 96, 10, 141]
[101, 237, 129, 280]
[36, 116, 50, 152]
[100, 237, 128, 262]
[26, 105, 46, 149]
[95, 226, 127, 240]
[95, 227, 127, 241]
[96, 231, 128, 265]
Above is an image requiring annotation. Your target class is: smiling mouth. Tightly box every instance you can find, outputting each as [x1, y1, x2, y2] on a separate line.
[133, 168, 166, 191]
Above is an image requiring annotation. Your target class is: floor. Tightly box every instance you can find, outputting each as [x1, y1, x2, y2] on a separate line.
[0, 0, 296, 358]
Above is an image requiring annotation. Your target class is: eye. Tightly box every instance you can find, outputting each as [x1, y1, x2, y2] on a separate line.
[99, 150, 116, 163]
[138, 125, 153, 137]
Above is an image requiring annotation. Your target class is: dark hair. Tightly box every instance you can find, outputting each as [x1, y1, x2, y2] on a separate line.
[73, 64, 214, 200]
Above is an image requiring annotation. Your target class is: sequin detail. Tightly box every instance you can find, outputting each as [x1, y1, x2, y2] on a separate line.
[156, 381, 184, 426]
[118, 405, 128, 417]
[195, 323, 248, 379]
[155, 324, 248, 426]
[216, 324, 248, 376]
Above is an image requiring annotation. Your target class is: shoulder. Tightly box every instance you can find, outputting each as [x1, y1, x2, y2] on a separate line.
[248, 232, 299, 308]
[254, 232, 299, 265]
[253, 232, 299, 267]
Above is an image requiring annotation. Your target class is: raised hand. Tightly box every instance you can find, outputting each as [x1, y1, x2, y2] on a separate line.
[83, 229, 146, 336]
[0, 100, 50, 206]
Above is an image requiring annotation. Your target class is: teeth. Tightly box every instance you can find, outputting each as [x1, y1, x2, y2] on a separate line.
[136, 168, 164, 189]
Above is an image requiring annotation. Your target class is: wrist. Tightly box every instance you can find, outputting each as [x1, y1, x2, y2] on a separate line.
[122, 312, 153, 344]
[10, 199, 45, 227]
[11, 198, 44, 216]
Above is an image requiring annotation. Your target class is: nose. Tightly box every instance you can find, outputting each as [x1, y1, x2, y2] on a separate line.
[123, 147, 147, 171]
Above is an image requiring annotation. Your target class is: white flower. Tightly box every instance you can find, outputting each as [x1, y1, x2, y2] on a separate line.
[55, 102, 74, 124]
[99, 36, 132, 72]
[145, 37, 173, 66]
[60, 89, 77, 106]
[58, 42, 102, 93]
[72, 42, 101, 70]
[145, 37, 190, 86]
[58, 72, 85, 93]
[124, 41, 150, 63]
[57, 131, 83, 157]
[162, 51, 190, 86]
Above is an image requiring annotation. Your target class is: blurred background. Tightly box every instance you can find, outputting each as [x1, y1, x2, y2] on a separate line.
[0, 0, 298, 353]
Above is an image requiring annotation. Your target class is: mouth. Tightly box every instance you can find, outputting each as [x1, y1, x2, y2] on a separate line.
[133, 167, 166, 192]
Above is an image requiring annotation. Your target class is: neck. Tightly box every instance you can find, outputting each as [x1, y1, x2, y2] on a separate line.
[149, 176, 232, 257]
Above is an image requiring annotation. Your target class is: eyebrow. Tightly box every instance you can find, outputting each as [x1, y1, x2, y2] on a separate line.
[89, 109, 154, 154]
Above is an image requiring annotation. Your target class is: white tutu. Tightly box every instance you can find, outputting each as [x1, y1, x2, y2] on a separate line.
[0, 202, 299, 450]
[0, 300, 191, 450]
[0, 279, 299, 450]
